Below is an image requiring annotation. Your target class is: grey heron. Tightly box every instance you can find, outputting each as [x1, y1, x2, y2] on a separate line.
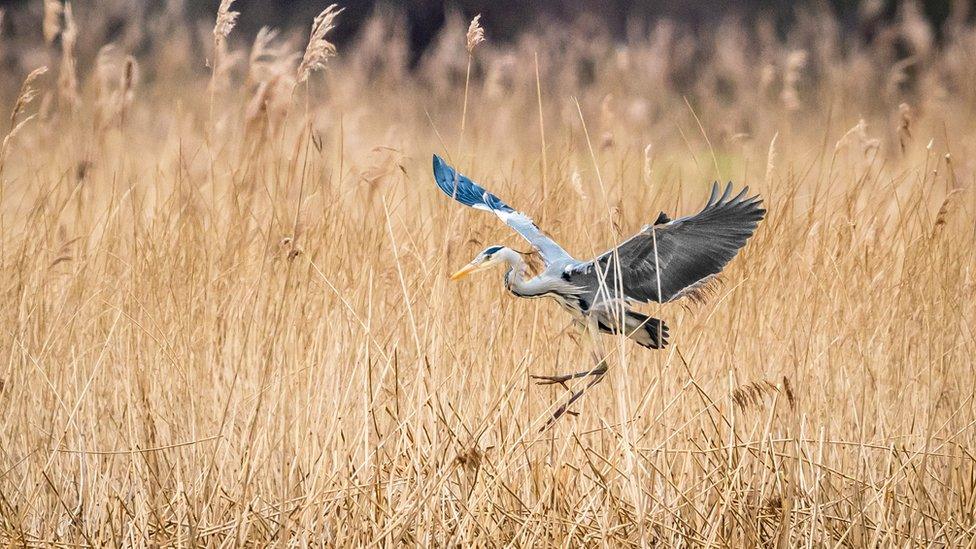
[432, 155, 765, 424]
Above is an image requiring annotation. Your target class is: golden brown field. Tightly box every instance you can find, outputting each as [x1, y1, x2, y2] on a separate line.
[1, 2, 975, 546]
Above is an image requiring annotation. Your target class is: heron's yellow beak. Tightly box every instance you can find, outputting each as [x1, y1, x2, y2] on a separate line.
[449, 260, 493, 281]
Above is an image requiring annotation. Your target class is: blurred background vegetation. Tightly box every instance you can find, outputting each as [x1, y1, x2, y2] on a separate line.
[0, 0, 972, 90]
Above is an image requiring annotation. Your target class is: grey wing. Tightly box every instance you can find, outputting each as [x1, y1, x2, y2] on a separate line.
[432, 155, 573, 264]
[570, 182, 765, 303]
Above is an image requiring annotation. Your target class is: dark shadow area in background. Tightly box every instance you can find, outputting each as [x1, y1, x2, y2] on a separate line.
[0, 0, 970, 64]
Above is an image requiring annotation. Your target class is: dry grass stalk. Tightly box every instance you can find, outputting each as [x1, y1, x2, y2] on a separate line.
[360, 146, 405, 201]
[765, 132, 778, 184]
[1, 68, 46, 171]
[780, 50, 807, 111]
[1, 114, 36, 164]
[57, 2, 79, 109]
[643, 143, 653, 183]
[297, 4, 344, 83]
[897, 102, 913, 154]
[95, 45, 139, 130]
[42, 0, 62, 44]
[759, 63, 776, 97]
[458, 13, 486, 161]
[599, 94, 615, 149]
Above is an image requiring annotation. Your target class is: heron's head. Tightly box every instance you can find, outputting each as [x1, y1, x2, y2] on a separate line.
[450, 245, 508, 281]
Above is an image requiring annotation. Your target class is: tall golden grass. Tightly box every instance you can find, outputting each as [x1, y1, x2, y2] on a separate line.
[0, 3, 974, 545]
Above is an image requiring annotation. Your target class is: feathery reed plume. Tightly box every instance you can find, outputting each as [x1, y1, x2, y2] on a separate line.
[932, 189, 962, 237]
[43, 0, 62, 44]
[10, 66, 47, 129]
[899, 1, 932, 58]
[209, 0, 242, 130]
[859, 0, 884, 21]
[457, 13, 484, 158]
[248, 27, 300, 87]
[780, 50, 807, 112]
[248, 27, 293, 84]
[782, 376, 796, 409]
[731, 378, 795, 411]
[56, 2, 78, 109]
[759, 63, 776, 99]
[213, 0, 239, 48]
[455, 445, 484, 471]
[465, 14, 485, 54]
[276, 237, 303, 262]
[95, 45, 139, 130]
[835, 121, 862, 151]
[897, 103, 913, 154]
[835, 119, 880, 157]
[677, 275, 722, 307]
[599, 94, 615, 150]
[570, 169, 587, 200]
[2, 67, 47, 174]
[297, 4, 343, 83]
[121, 57, 137, 120]
[360, 146, 406, 202]
[249, 27, 278, 72]
[765, 132, 778, 184]
[731, 379, 777, 410]
[244, 78, 273, 136]
[244, 27, 298, 148]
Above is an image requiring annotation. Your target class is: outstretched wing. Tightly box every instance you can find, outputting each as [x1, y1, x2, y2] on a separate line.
[571, 182, 765, 303]
[432, 155, 573, 265]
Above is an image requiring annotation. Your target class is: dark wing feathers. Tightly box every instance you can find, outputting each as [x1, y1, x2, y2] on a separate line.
[579, 181, 765, 303]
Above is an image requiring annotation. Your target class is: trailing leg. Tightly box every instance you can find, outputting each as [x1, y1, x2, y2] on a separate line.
[539, 318, 609, 429]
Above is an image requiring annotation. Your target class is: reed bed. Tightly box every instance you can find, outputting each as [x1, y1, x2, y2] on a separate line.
[0, 2, 974, 545]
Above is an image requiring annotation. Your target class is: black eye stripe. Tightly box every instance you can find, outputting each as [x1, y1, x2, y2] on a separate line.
[484, 245, 503, 255]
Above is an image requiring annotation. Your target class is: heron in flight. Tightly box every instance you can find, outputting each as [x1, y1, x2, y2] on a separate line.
[432, 155, 765, 424]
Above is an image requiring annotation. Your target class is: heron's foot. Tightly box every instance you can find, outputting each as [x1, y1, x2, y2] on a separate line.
[541, 373, 606, 430]
[530, 362, 607, 387]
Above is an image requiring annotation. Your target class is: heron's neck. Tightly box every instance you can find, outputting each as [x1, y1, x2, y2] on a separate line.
[498, 248, 535, 296]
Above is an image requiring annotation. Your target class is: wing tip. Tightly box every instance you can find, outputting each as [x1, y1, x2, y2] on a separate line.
[432, 154, 449, 177]
[704, 181, 765, 211]
[431, 153, 463, 201]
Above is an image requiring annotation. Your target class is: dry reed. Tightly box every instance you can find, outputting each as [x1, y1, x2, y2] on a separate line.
[0, 3, 973, 546]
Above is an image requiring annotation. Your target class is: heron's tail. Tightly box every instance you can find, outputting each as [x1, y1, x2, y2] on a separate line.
[624, 311, 669, 349]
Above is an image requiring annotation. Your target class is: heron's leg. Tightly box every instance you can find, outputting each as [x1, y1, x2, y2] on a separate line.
[543, 373, 607, 427]
[540, 318, 609, 428]
[531, 317, 608, 386]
